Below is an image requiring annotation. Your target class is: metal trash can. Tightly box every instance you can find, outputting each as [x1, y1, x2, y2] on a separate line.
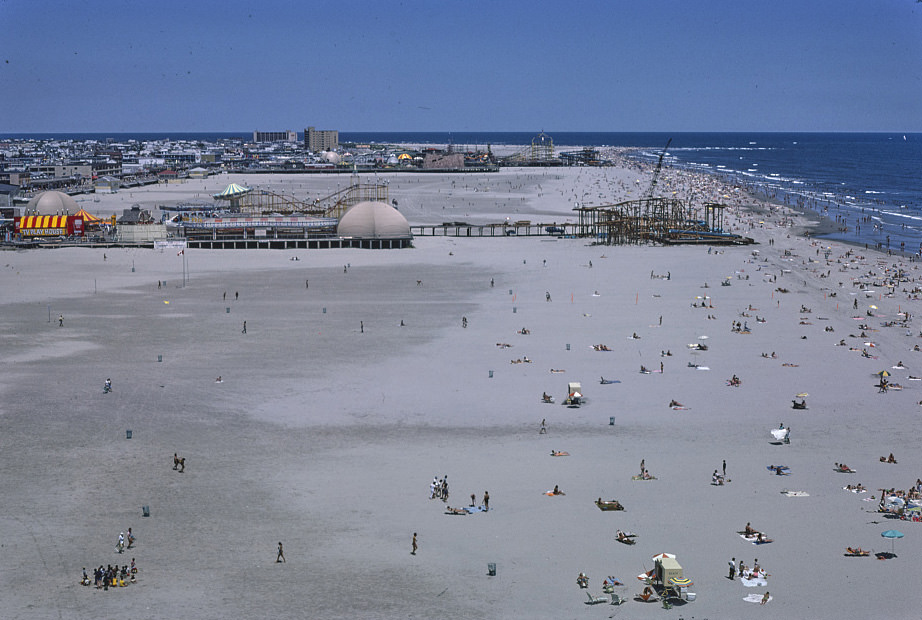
[142, 505, 150, 517]
[126, 430, 132, 439]
[566, 343, 570, 350]
[609, 417, 615, 426]
[157, 355, 162, 363]
[487, 563, 496, 576]
[489, 370, 494, 378]
[226, 307, 230, 313]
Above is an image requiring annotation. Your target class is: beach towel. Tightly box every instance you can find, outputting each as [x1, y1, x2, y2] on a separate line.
[740, 575, 768, 587]
[631, 475, 657, 481]
[781, 490, 809, 497]
[741, 534, 773, 545]
[744, 594, 772, 604]
[671, 406, 689, 410]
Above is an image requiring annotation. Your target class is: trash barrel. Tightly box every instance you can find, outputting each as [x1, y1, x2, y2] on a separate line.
[126, 430, 132, 439]
[489, 370, 494, 378]
[142, 506, 150, 517]
[566, 343, 570, 350]
[487, 563, 496, 576]
[226, 307, 230, 313]
[610, 417, 615, 426]
[157, 355, 162, 363]
[513, 307, 517, 313]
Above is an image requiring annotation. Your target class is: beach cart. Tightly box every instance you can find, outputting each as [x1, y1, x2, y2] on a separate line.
[654, 556, 683, 585]
[563, 382, 583, 407]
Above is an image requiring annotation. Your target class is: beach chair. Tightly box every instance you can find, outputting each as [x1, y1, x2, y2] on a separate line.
[610, 593, 626, 605]
[585, 592, 608, 605]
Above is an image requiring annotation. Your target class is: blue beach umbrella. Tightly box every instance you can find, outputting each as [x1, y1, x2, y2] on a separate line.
[881, 529, 904, 554]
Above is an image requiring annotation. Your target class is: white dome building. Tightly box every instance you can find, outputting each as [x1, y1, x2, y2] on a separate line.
[337, 201, 412, 248]
[26, 190, 80, 215]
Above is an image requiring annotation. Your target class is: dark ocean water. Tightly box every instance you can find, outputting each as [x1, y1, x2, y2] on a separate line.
[3, 131, 919, 252]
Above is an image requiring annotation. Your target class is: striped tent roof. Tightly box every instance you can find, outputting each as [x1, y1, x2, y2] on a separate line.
[75, 208, 102, 222]
[669, 578, 693, 587]
[213, 183, 252, 199]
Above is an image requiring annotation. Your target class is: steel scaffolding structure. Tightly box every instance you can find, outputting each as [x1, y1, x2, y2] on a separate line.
[574, 199, 749, 245]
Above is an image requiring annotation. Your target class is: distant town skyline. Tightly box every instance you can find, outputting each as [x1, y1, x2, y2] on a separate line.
[2, 0, 921, 133]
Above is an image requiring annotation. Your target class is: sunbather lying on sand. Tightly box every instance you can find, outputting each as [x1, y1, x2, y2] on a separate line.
[669, 400, 683, 408]
[616, 530, 635, 543]
[835, 463, 856, 473]
[551, 450, 569, 457]
[551, 485, 565, 495]
[845, 547, 869, 556]
[880, 453, 898, 463]
[446, 506, 468, 515]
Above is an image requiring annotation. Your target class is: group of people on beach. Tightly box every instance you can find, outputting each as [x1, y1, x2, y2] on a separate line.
[82, 561, 137, 589]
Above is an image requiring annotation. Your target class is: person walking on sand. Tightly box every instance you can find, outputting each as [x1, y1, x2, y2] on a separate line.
[761, 591, 770, 605]
[360, 321, 364, 333]
[173, 453, 179, 470]
[411, 533, 418, 555]
[539, 418, 547, 434]
[483, 491, 489, 511]
[723, 459, 727, 477]
[277, 542, 285, 563]
[242, 321, 247, 334]
[728, 557, 736, 580]
[58, 315, 64, 327]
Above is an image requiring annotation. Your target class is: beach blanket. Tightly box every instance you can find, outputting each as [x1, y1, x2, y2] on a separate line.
[544, 490, 565, 496]
[744, 594, 772, 604]
[741, 534, 773, 545]
[631, 475, 657, 481]
[550, 451, 569, 457]
[696, 366, 710, 371]
[671, 406, 689, 410]
[781, 490, 809, 497]
[740, 575, 768, 587]
[842, 487, 866, 493]
[767, 465, 791, 475]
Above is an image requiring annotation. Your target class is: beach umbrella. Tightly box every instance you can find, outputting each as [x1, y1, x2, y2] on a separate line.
[869, 305, 878, 310]
[881, 529, 904, 554]
[651, 552, 675, 560]
[669, 578, 693, 588]
[877, 370, 890, 377]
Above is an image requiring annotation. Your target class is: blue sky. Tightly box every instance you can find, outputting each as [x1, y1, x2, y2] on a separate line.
[2, 0, 921, 132]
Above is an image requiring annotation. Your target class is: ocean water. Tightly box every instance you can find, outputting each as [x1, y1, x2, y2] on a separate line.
[3, 131, 919, 252]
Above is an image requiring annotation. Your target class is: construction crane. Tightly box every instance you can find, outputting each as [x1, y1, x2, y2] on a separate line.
[643, 138, 672, 200]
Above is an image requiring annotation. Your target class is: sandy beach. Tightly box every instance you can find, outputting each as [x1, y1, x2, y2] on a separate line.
[2, 162, 921, 619]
